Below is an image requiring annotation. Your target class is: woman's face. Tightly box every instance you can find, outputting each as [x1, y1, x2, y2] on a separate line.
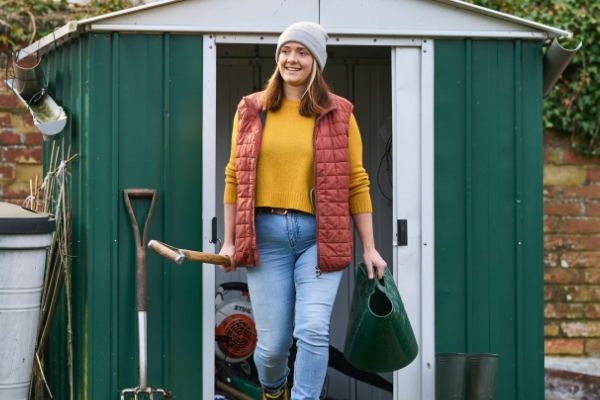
[278, 42, 314, 88]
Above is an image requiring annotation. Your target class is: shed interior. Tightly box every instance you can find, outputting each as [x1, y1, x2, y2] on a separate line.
[215, 44, 394, 399]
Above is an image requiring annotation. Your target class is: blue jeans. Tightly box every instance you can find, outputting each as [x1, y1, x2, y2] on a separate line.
[246, 211, 343, 400]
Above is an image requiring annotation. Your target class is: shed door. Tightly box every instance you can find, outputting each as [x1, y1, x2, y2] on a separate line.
[214, 45, 395, 399]
[393, 43, 435, 400]
[206, 40, 434, 400]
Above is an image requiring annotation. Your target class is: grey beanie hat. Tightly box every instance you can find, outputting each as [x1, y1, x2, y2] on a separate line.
[276, 22, 329, 71]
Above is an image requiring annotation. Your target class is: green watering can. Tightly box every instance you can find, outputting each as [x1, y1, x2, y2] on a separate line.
[343, 263, 419, 373]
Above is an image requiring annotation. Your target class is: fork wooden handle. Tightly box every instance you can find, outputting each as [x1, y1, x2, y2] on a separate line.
[148, 240, 231, 266]
[183, 250, 231, 266]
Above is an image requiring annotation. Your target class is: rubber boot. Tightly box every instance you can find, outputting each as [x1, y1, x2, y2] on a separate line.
[435, 353, 467, 400]
[465, 353, 499, 400]
[261, 384, 289, 400]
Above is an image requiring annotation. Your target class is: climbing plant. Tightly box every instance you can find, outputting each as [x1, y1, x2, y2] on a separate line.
[472, 0, 600, 156]
[0, 0, 132, 50]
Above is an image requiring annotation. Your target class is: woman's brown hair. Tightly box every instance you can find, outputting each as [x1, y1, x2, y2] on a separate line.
[263, 59, 332, 117]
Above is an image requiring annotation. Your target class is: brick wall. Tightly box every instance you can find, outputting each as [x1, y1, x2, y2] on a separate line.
[544, 132, 600, 357]
[0, 68, 43, 205]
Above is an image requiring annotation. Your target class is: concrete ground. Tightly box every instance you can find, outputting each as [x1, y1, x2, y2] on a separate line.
[545, 357, 600, 400]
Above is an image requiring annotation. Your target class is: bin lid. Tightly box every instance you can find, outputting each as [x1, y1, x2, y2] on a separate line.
[0, 202, 56, 234]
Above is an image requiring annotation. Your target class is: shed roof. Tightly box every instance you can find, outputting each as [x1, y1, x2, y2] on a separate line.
[20, 0, 571, 59]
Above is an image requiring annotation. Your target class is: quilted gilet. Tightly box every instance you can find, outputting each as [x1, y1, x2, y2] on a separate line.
[234, 91, 354, 272]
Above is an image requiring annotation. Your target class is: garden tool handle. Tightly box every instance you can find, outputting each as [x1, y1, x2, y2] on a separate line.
[123, 188, 157, 390]
[148, 240, 185, 264]
[123, 189, 157, 313]
[148, 240, 231, 266]
[185, 249, 231, 266]
[216, 381, 256, 400]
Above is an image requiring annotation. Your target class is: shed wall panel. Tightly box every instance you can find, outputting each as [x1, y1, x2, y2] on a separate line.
[434, 39, 543, 399]
[44, 33, 204, 399]
[45, 37, 86, 400]
[164, 33, 204, 392]
[520, 40, 544, 399]
[40, 34, 545, 400]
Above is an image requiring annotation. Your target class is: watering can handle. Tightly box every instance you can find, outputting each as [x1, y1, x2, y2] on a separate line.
[148, 240, 231, 266]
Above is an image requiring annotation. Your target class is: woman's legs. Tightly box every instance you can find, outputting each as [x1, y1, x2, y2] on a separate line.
[247, 211, 343, 399]
[291, 245, 343, 400]
[247, 213, 296, 390]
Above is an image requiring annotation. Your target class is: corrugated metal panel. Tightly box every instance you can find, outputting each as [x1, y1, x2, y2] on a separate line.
[44, 33, 204, 399]
[321, 0, 541, 35]
[434, 39, 544, 399]
[44, 36, 86, 399]
[88, 0, 320, 30]
[70, 0, 569, 40]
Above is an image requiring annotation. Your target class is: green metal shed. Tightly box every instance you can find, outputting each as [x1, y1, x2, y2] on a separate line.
[14, 0, 571, 398]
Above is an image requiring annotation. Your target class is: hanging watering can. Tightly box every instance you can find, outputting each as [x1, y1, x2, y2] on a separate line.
[343, 263, 418, 373]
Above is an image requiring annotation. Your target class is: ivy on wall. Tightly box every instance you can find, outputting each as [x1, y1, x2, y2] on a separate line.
[472, 0, 600, 157]
[0, 0, 132, 50]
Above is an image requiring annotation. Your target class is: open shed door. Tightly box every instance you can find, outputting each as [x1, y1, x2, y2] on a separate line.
[392, 42, 435, 400]
[204, 37, 435, 400]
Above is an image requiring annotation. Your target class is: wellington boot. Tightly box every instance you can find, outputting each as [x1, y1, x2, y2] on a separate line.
[465, 353, 498, 400]
[262, 386, 289, 400]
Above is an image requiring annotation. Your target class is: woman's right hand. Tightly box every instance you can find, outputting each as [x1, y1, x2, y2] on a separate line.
[218, 242, 237, 273]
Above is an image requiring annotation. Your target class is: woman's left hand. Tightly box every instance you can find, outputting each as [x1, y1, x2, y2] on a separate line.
[363, 247, 387, 280]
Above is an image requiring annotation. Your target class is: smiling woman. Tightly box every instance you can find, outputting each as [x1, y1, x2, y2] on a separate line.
[278, 43, 314, 89]
[263, 38, 332, 117]
[218, 21, 386, 400]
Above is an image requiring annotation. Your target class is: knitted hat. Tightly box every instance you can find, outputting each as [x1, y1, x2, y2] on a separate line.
[276, 22, 329, 71]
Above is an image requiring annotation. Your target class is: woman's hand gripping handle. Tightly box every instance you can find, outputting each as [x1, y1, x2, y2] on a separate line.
[218, 243, 237, 273]
[352, 212, 387, 280]
[219, 203, 238, 273]
[363, 247, 387, 280]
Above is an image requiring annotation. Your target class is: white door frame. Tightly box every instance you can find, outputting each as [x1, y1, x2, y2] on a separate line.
[392, 41, 435, 400]
[202, 33, 435, 400]
[201, 33, 218, 400]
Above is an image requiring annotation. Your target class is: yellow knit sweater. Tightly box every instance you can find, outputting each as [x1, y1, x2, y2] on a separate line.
[224, 99, 372, 215]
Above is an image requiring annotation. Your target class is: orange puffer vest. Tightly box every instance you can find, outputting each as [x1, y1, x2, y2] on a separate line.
[234, 91, 354, 272]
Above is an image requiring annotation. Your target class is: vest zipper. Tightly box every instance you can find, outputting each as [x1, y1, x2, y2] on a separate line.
[313, 108, 336, 276]
[250, 109, 265, 266]
[251, 160, 258, 266]
[313, 136, 321, 278]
